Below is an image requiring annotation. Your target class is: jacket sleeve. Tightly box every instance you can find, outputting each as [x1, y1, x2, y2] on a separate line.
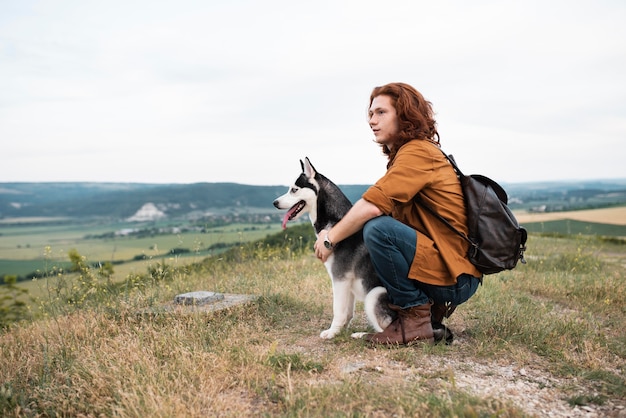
[362, 142, 437, 214]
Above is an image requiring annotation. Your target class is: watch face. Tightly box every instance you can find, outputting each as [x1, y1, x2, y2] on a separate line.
[324, 238, 332, 249]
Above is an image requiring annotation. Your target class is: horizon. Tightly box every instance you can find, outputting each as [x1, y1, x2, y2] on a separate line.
[1, 177, 626, 188]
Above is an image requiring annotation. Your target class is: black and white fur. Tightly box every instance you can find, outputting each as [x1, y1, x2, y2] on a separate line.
[273, 158, 394, 339]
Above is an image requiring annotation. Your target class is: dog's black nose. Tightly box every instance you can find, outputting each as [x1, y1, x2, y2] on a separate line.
[273, 200, 279, 208]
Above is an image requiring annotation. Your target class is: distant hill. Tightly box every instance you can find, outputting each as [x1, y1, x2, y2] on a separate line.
[502, 179, 626, 212]
[0, 179, 625, 221]
[0, 183, 287, 220]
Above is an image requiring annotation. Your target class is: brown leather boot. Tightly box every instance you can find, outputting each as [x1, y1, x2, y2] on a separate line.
[366, 303, 434, 346]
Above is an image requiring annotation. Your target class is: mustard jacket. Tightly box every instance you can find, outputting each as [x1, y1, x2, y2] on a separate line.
[362, 139, 482, 286]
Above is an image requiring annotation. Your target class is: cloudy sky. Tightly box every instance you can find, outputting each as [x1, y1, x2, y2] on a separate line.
[1, 0, 625, 186]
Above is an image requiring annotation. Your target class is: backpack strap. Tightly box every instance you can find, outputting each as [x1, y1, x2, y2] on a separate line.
[442, 151, 464, 178]
[414, 194, 476, 249]
[414, 147, 478, 251]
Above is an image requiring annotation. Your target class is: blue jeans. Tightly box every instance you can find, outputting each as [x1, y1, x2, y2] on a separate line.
[363, 216, 480, 309]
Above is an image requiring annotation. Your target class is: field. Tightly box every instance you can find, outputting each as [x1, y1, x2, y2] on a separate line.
[515, 206, 626, 226]
[2, 205, 624, 278]
[0, 207, 625, 416]
[0, 220, 283, 278]
[2, 205, 625, 302]
[515, 206, 626, 239]
[0, 226, 625, 416]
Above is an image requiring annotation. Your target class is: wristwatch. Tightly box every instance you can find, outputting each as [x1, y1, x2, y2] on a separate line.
[323, 234, 334, 250]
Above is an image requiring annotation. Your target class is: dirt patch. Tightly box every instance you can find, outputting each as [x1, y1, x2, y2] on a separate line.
[276, 326, 626, 417]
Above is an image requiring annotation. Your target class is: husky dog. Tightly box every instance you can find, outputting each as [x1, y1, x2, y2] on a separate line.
[273, 158, 394, 339]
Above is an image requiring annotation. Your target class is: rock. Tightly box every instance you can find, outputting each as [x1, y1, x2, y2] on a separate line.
[342, 362, 366, 374]
[174, 291, 225, 306]
[138, 292, 258, 317]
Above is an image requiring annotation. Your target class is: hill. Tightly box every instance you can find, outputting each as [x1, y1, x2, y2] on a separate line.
[0, 182, 289, 220]
[1, 179, 625, 221]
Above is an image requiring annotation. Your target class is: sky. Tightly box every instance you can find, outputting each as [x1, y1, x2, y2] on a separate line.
[1, 0, 625, 187]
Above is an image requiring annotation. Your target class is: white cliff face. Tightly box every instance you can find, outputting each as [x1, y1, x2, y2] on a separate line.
[127, 203, 166, 222]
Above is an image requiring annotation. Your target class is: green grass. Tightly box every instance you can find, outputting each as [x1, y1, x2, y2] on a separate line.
[0, 225, 625, 416]
[0, 222, 283, 278]
[523, 219, 626, 237]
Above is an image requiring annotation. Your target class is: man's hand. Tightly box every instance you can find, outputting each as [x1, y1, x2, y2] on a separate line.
[314, 229, 333, 262]
[312, 199, 383, 263]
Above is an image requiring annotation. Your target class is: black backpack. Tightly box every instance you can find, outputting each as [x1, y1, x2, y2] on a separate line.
[417, 150, 527, 275]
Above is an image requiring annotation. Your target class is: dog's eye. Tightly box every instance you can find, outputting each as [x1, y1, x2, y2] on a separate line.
[290, 187, 298, 193]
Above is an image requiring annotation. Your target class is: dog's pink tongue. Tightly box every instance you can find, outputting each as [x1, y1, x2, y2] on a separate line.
[281, 205, 299, 229]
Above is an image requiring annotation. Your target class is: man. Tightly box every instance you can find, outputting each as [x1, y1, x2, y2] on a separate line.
[314, 82, 482, 345]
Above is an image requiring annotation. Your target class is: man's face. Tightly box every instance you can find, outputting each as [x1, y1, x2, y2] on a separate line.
[368, 94, 400, 147]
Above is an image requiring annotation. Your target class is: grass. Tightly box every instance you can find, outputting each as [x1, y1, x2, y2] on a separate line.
[514, 206, 626, 226]
[522, 219, 626, 237]
[0, 221, 282, 268]
[0, 227, 625, 416]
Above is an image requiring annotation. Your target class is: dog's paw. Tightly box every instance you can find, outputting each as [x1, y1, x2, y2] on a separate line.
[319, 329, 339, 339]
[350, 332, 369, 339]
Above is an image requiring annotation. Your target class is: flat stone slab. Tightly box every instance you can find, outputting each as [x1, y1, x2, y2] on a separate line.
[139, 293, 258, 317]
[174, 291, 224, 306]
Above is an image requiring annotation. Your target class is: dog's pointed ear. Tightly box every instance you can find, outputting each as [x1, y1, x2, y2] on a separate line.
[303, 157, 317, 178]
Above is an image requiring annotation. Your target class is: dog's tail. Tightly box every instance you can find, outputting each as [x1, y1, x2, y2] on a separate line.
[364, 286, 394, 332]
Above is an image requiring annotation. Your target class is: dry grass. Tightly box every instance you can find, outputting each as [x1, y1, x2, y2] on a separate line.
[1, 234, 625, 417]
[515, 206, 626, 225]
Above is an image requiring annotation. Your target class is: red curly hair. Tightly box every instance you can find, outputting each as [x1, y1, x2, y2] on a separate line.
[369, 82, 439, 164]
